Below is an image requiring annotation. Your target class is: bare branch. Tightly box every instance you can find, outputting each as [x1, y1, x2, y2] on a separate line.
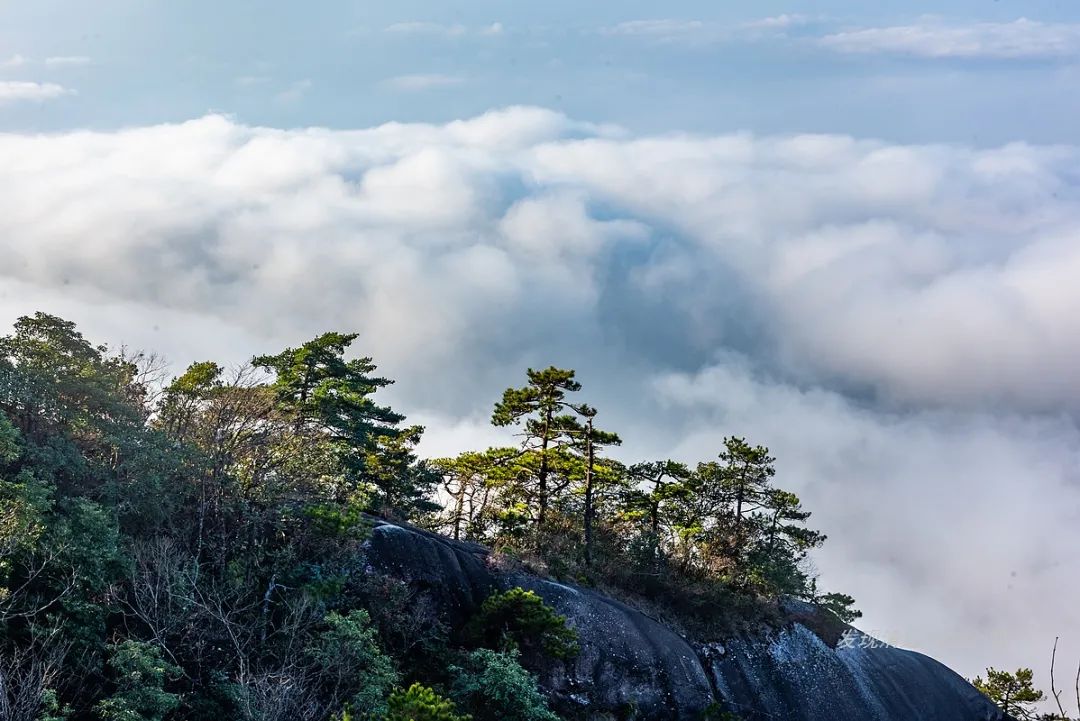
[1052, 637, 1068, 718]
[0, 631, 68, 721]
[1074, 657, 1079, 720]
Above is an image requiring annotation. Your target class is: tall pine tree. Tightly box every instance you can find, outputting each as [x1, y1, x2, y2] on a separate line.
[254, 333, 433, 514]
[564, 405, 621, 565]
[491, 367, 581, 526]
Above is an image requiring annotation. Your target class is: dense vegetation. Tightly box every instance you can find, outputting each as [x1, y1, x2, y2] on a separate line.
[0, 312, 856, 720]
[433, 366, 858, 631]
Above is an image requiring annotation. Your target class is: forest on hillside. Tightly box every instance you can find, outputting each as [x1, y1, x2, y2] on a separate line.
[0, 312, 858, 721]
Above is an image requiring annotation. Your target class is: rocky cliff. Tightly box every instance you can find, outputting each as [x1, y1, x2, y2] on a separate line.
[364, 520, 1005, 721]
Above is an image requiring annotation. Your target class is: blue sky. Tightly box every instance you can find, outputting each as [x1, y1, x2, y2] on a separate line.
[4, 1, 1080, 143]
[4, 1, 1080, 708]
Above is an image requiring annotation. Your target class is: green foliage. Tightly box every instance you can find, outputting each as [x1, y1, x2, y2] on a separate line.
[491, 367, 581, 429]
[93, 641, 181, 721]
[491, 367, 582, 527]
[37, 687, 72, 721]
[442, 372, 857, 626]
[0, 314, 429, 718]
[816, 591, 862, 624]
[253, 332, 436, 517]
[0, 312, 178, 533]
[559, 405, 621, 566]
[0, 469, 50, 598]
[384, 683, 471, 721]
[972, 667, 1045, 720]
[450, 649, 559, 721]
[305, 493, 377, 539]
[361, 424, 441, 519]
[626, 438, 834, 603]
[0, 412, 19, 463]
[253, 331, 402, 439]
[307, 610, 399, 716]
[624, 461, 692, 537]
[432, 447, 543, 544]
[467, 588, 579, 659]
[0, 312, 863, 718]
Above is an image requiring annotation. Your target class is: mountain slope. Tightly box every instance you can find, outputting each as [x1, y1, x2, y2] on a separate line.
[365, 520, 1005, 721]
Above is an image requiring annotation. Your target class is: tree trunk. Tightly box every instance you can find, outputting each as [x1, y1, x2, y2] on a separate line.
[538, 410, 551, 525]
[583, 419, 595, 565]
[451, 477, 467, 541]
[650, 477, 665, 537]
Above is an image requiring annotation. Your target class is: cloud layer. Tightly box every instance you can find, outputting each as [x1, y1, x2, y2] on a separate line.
[382, 21, 503, 38]
[382, 73, 466, 91]
[0, 80, 72, 103]
[43, 55, 91, 67]
[599, 16, 811, 45]
[822, 18, 1080, 59]
[2, 107, 1079, 686]
[600, 16, 1080, 62]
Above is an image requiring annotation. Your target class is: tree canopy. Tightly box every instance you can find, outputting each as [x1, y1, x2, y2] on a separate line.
[972, 667, 1045, 720]
[0, 313, 858, 720]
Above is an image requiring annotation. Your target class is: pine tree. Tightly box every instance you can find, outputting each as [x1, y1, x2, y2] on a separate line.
[360, 424, 440, 519]
[684, 437, 778, 579]
[972, 667, 1045, 720]
[564, 405, 621, 565]
[254, 333, 429, 513]
[745, 488, 825, 595]
[491, 367, 581, 526]
[719, 437, 776, 551]
[625, 460, 692, 549]
[433, 448, 521, 541]
[253, 332, 402, 444]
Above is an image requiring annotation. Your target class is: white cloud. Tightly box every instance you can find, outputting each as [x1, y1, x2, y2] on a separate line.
[382, 73, 464, 91]
[0, 80, 73, 104]
[3, 108, 1079, 410]
[600, 19, 715, 44]
[2, 108, 1080, 694]
[0, 55, 92, 70]
[651, 358, 1080, 699]
[602, 19, 706, 37]
[744, 14, 811, 30]
[44, 55, 91, 67]
[600, 16, 813, 45]
[821, 18, 1080, 59]
[382, 21, 505, 38]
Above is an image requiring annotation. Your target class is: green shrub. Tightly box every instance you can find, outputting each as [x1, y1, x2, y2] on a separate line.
[449, 648, 558, 721]
[384, 683, 470, 721]
[307, 610, 399, 716]
[37, 688, 71, 721]
[93, 641, 181, 721]
[466, 587, 578, 659]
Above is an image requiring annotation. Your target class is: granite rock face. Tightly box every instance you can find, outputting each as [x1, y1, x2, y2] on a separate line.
[707, 622, 1005, 721]
[364, 520, 1006, 721]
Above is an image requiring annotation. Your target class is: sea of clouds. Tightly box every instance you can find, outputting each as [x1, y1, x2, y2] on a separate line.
[2, 106, 1079, 685]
